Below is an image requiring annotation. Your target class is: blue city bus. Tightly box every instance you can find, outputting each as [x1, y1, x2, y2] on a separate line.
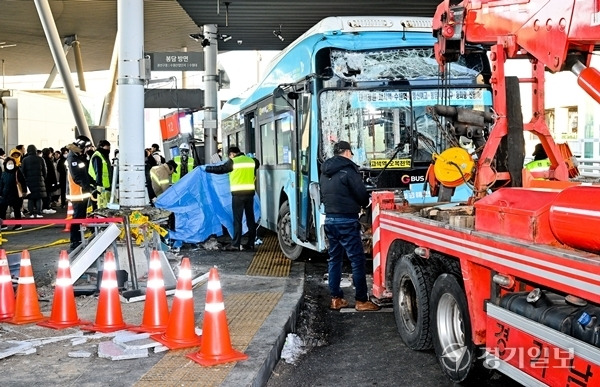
[220, 16, 492, 259]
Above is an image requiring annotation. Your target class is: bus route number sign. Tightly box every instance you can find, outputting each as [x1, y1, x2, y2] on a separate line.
[370, 159, 411, 169]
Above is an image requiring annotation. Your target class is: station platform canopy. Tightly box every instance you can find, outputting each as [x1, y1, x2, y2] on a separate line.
[0, 0, 440, 76]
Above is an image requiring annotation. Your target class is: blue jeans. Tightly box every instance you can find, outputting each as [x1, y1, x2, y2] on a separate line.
[324, 217, 368, 302]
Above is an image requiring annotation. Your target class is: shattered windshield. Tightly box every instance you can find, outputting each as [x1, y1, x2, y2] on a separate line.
[330, 48, 482, 81]
[319, 88, 492, 168]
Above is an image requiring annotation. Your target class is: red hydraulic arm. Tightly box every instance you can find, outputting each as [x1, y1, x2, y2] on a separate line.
[433, 0, 600, 197]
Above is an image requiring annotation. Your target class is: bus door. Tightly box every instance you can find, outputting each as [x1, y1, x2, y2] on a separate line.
[294, 92, 312, 242]
[244, 112, 256, 154]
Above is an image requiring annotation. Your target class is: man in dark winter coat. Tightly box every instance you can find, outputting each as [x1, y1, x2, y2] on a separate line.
[56, 147, 68, 208]
[0, 157, 27, 230]
[319, 141, 380, 312]
[21, 144, 47, 218]
[41, 148, 57, 214]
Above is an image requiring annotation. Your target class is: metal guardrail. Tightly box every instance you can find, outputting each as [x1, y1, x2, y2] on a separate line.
[575, 158, 600, 178]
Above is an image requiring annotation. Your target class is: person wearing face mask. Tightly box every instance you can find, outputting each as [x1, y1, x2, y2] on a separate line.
[56, 147, 68, 208]
[0, 157, 26, 231]
[88, 140, 113, 209]
[9, 148, 22, 167]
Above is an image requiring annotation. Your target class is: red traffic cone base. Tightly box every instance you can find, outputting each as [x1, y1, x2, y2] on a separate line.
[39, 250, 89, 329]
[131, 250, 169, 333]
[7, 250, 46, 325]
[151, 257, 202, 349]
[81, 251, 131, 332]
[0, 249, 15, 321]
[187, 267, 248, 366]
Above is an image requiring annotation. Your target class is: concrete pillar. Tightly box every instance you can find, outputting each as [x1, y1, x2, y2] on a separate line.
[34, 0, 91, 140]
[117, 0, 146, 207]
[203, 24, 218, 162]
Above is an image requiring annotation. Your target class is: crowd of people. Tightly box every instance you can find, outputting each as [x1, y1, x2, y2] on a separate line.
[0, 136, 261, 255]
[0, 144, 69, 231]
[0, 136, 115, 246]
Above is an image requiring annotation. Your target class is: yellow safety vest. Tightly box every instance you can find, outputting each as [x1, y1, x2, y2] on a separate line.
[88, 151, 110, 188]
[525, 159, 551, 172]
[171, 155, 195, 183]
[230, 155, 256, 193]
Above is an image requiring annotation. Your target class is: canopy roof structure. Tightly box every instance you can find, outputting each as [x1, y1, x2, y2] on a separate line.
[0, 0, 440, 76]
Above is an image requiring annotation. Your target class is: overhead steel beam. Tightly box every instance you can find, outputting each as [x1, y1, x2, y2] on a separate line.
[144, 88, 204, 109]
[34, 0, 91, 141]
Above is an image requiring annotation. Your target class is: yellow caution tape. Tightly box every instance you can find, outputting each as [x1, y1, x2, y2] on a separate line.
[118, 211, 168, 246]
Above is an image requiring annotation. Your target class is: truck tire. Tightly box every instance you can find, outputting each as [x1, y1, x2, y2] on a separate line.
[277, 201, 303, 260]
[430, 273, 479, 383]
[392, 254, 434, 350]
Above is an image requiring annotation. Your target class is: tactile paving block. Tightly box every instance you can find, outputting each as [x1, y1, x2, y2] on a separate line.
[136, 291, 282, 387]
[246, 235, 291, 277]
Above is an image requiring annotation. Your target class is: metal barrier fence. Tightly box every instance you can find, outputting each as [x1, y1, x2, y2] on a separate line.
[576, 158, 600, 178]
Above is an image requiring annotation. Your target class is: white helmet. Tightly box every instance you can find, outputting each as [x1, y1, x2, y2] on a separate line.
[179, 143, 189, 151]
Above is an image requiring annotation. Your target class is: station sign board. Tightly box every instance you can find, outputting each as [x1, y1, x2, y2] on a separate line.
[147, 52, 204, 71]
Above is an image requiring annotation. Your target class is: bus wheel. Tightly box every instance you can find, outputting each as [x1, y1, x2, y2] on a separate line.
[277, 201, 303, 260]
[430, 273, 479, 383]
[393, 254, 434, 350]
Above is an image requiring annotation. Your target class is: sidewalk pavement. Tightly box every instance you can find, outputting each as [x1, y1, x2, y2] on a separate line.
[0, 207, 304, 387]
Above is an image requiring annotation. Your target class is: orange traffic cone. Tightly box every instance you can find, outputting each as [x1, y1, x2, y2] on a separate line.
[131, 250, 169, 333]
[38, 250, 89, 329]
[187, 267, 248, 366]
[63, 201, 74, 232]
[151, 257, 202, 349]
[0, 249, 15, 321]
[7, 250, 46, 324]
[81, 251, 131, 332]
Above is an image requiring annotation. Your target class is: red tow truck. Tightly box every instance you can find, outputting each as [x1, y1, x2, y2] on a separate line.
[370, 1, 600, 384]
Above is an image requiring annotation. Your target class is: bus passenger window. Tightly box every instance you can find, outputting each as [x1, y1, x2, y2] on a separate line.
[261, 122, 276, 165]
[277, 116, 292, 164]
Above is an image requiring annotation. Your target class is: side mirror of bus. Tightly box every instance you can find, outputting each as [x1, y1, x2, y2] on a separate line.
[287, 91, 299, 100]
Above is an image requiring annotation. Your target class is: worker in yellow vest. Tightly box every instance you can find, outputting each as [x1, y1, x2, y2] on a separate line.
[203, 146, 260, 251]
[171, 143, 195, 183]
[525, 143, 551, 176]
[88, 140, 113, 209]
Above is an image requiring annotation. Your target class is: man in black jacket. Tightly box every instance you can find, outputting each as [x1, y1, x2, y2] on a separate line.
[319, 141, 380, 312]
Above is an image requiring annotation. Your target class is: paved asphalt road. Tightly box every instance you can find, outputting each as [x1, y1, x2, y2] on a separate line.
[266, 253, 524, 387]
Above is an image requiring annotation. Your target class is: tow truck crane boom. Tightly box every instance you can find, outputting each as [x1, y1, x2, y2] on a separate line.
[433, 0, 600, 197]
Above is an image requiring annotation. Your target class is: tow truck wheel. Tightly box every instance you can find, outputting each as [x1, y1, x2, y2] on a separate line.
[277, 201, 303, 260]
[431, 273, 479, 383]
[392, 254, 434, 350]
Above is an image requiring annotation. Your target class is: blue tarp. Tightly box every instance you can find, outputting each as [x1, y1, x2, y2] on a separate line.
[155, 166, 260, 244]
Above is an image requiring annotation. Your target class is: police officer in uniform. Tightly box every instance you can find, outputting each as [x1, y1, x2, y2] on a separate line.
[203, 146, 259, 251]
[66, 135, 93, 251]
